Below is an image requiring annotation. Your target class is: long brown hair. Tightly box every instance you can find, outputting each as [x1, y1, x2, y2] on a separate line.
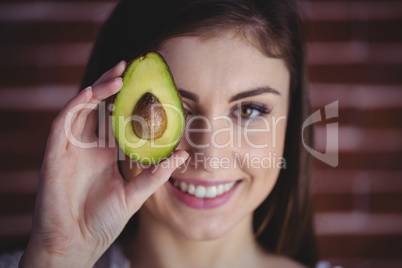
[81, 0, 317, 266]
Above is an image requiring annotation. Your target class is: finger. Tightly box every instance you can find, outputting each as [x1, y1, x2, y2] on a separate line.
[123, 150, 189, 213]
[49, 61, 126, 149]
[71, 77, 123, 139]
[47, 87, 93, 153]
[92, 60, 127, 87]
[91, 77, 123, 103]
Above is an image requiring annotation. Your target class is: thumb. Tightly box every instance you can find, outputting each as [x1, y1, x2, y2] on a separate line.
[123, 150, 189, 213]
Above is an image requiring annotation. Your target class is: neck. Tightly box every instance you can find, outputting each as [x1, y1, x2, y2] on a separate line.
[126, 209, 264, 268]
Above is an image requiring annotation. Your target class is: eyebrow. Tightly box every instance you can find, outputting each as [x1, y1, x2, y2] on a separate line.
[178, 86, 280, 103]
[178, 89, 199, 102]
[229, 87, 280, 102]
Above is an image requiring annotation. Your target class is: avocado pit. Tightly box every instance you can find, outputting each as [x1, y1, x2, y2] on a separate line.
[132, 92, 167, 139]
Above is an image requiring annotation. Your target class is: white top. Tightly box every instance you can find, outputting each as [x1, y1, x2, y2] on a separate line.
[0, 243, 130, 268]
[0, 243, 336, 268]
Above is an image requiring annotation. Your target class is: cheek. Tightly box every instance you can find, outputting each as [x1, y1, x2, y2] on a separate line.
[234, 117, 288, 200]
[236, 116, 287, 165]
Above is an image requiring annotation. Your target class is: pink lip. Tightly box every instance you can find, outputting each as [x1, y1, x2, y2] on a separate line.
[171, 177, 236, 187]
[167, 178, 240, 209]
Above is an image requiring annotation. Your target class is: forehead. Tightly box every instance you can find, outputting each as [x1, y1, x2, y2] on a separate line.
[158, 32, 290, 101]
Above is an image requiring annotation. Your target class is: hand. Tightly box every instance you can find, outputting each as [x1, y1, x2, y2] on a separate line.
[19, 61, 189, 267]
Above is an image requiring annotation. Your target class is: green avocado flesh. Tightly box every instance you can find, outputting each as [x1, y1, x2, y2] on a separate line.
[112, 52, 185, 164]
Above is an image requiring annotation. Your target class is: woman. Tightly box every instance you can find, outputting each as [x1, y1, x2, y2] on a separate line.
[17, 0, 317, 267]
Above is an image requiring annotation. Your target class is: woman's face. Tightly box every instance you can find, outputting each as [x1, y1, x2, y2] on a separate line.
[123, 31, 290, 240]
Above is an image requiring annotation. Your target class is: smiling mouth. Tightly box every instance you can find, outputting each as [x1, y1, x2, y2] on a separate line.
[169, 178, 237, 199]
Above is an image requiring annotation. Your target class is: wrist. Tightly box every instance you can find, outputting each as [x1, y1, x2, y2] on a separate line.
[19, 238, 98, 268]
[19, 248, 63, 268]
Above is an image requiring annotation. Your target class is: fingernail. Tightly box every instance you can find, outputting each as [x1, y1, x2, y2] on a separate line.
[114, 77, 122, 82]
[115, 60, 125, 67]
[115, 60, 127, 71]
[177, 157, 186, 166]
[81, 86, 91, 94]
[177, 152, 189, 165]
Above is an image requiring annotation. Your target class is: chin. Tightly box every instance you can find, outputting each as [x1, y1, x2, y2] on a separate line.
[141, 178, 258, 243]
[172, 218, 239, 242]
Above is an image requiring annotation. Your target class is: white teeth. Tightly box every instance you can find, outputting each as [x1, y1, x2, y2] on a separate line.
[224, 182, 234, 191]
[217, 185, 224, 195]
[195, 185, 206, 198]
[223, 183, 230, 191]
[206, 186, 217, 198]
[187, 184, 195, 195]
[173, 179, 237, 199]
[180, 181, 187, 192]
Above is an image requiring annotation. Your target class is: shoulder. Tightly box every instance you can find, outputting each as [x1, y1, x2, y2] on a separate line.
[0, 244, 130, 268]
[255, 244, 308, 268]
[94, 242, 131, 268]
[259, 251, 308, 268]
[0, 249, 23, 268]
[269, 255, 308, 268]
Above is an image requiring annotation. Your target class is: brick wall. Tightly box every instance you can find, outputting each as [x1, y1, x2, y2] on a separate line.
[0, 1, 401, 267]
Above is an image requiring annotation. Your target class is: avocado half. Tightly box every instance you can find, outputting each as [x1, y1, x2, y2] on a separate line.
[112, 52, 185, 165]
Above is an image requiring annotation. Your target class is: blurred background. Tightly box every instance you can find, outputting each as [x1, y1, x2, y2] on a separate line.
[0, 0, 401, 267]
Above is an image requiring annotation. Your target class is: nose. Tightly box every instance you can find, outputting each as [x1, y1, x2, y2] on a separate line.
[181, 114, 234, 172]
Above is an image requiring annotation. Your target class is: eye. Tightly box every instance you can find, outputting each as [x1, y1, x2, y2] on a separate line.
[232, 103, 271, 119]
[239, 106, 258, 118]
[182, 101, 192, 116]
